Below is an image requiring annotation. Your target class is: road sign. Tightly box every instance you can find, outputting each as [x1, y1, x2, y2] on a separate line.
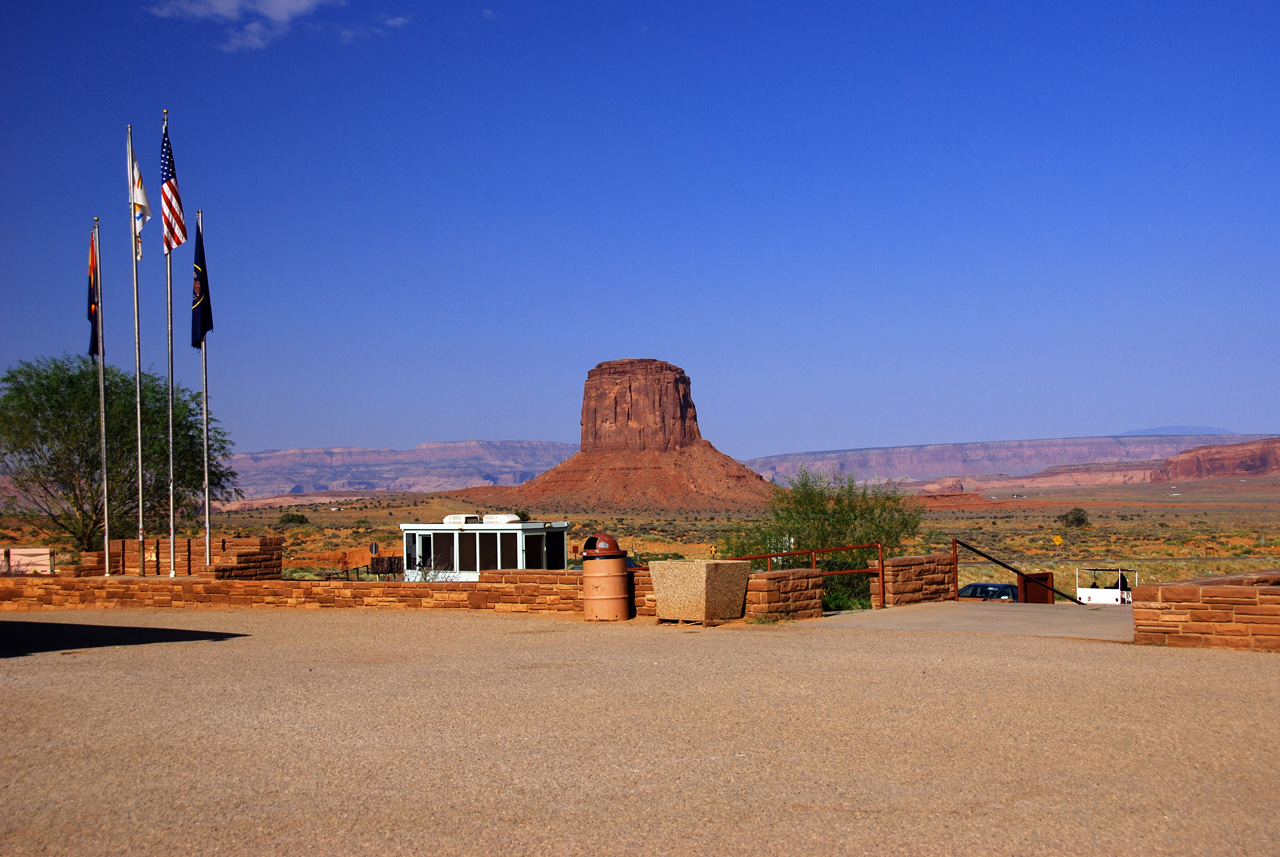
[369, 542, 380, 555]
[1053, 536, 1063, 546]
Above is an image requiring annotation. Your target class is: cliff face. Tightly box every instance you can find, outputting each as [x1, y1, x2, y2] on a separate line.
[455, 358, 775, 514]
[744, 435, 1271, 484]
[580, 358, 702, 452]
[1153, 437, 1280, 482]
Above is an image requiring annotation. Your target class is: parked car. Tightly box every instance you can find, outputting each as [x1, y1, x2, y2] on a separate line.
[958, 582, 1018, 601]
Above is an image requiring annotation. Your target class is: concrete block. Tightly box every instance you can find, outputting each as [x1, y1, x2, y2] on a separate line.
[649, 560, 751, 623]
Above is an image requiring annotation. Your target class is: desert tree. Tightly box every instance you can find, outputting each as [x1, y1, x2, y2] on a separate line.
[0, 355, 239, 551]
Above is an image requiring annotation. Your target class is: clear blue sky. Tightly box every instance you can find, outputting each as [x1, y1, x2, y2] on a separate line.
[2, 2, 1277, 460]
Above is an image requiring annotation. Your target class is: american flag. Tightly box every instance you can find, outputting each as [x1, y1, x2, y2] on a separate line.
[161, 124, 186, 253]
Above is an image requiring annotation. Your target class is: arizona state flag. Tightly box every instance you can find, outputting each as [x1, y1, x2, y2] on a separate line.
[87, 232, 102, 361]
[191, 220, 213, 347]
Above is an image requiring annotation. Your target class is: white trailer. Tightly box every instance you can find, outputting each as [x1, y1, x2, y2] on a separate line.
[400, 514, 570, 582]
[1076, 567, 1137, 605]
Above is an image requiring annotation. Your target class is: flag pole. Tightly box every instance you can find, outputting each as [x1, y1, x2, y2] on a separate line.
[94, 219, 111, 577]
[128, 125, 145, 546]
[163, 111, 175, 577]
[198, 210, 211, 566]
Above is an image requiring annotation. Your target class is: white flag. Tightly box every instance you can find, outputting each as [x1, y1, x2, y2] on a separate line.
[128, 133, 151, 260]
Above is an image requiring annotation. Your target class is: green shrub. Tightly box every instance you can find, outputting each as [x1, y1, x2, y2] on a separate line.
[278, 512, 309, 525]
[1058, 507, 1090, 528]
[721, 466, 921, 611]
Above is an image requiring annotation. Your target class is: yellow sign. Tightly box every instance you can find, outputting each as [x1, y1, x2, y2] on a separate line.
[1053, 536, 1063, 546]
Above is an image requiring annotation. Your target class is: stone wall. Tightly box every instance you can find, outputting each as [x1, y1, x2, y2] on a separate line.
[868, 553, 957, 608]
[633, 569, 656, 617]
[72, 537, 283, 580]
[1, 571, 582, 613]
[1133, 572, 1280, 652]
[744, 569, 824, 621]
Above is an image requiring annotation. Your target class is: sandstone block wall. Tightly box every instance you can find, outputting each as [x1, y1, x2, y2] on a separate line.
[1, 572, 583, 613]
[633, 569, 656, 617]
[868, 553, 957, 608]
[744, 569, 824, 621]
[1133, 572, 1280, 652]
[71, 538, 284, 580]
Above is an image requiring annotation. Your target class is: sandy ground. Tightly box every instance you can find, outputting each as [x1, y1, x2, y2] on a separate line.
[2, 609, 1278, 856]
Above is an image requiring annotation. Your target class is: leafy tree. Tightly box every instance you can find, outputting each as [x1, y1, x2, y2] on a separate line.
[1058, 507, 1090, 528]
[278, 512, 309, 525]
[0, 355, 239, 551]
[721, 466, 922, 609]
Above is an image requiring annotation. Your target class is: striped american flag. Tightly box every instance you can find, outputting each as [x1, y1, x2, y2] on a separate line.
[161, 124, 186, 253]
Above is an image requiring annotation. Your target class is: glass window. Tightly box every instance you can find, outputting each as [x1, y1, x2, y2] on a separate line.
[525, 533, 544, 570]
[479, 532, 498, 571]
[459, 532, 478, 572]
[499, 532, 518, 569]
[432, 534, 454, 572]
[405, 534, 417, 571]
[545, 531, 566, 570]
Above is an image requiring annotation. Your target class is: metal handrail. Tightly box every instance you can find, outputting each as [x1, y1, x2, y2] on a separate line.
[952, 538, 1083, 605]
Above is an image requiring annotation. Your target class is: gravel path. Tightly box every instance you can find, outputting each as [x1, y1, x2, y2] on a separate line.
[2, 610, 1277, 856]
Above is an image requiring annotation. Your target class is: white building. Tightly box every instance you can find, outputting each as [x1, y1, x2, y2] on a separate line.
[400, 514, 570, 582]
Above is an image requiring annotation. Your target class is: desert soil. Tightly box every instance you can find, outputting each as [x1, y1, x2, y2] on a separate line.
[3, 609, 1277, 856]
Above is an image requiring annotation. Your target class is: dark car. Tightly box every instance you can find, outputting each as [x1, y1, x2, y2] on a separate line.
[957, 582, 1018, 601]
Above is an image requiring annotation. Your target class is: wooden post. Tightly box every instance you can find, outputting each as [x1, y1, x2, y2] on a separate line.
[951, 538, 960, 600]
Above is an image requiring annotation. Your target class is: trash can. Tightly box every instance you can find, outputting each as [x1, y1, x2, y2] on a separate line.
[582, 533, 630, 621]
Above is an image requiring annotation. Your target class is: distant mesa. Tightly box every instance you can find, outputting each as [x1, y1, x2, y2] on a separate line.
[224, 393, 1277, 505]
[450, 358, 776, 514]
[743, 433, 1273, 487]
[1117, 426, 1236, 437]
[229, 440, 577, 500]
[1153, 437, 1280, 482]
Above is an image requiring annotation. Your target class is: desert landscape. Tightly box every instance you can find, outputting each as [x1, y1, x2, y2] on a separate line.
[181, 362, 1280, 591]
[7, 7, 1280, 854]
[5, 359, 1277, 591]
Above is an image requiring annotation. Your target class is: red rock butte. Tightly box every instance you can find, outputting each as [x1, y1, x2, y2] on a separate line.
[581, 359, 702, 452]
[454, 358, 776, 514]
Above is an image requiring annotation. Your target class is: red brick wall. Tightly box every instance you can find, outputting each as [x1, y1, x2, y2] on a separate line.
[868, 553, 956, 608]
[744, 569, 823, 621]
[0, 571, 583, 613]
[1132, 572, 1280, 652]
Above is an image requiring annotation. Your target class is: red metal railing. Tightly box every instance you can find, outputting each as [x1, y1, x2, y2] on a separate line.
[727, 543, 886, 609]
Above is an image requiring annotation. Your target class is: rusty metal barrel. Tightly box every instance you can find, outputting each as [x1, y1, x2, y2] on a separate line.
[581, 532, 630, 621]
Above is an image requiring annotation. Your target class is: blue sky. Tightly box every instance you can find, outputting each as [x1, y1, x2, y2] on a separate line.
[2, 1, 1277, 460]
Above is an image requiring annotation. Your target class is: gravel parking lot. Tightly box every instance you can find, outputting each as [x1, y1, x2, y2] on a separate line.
[3, 609, 1277, 856]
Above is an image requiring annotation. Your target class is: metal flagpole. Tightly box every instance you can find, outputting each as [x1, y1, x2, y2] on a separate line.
[94, 219, 111, 577]
[165, 248, 175, 576]
[164, 113, 175, 578]
[198, 210, 211, 566]
[128, 125, 145, 546]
